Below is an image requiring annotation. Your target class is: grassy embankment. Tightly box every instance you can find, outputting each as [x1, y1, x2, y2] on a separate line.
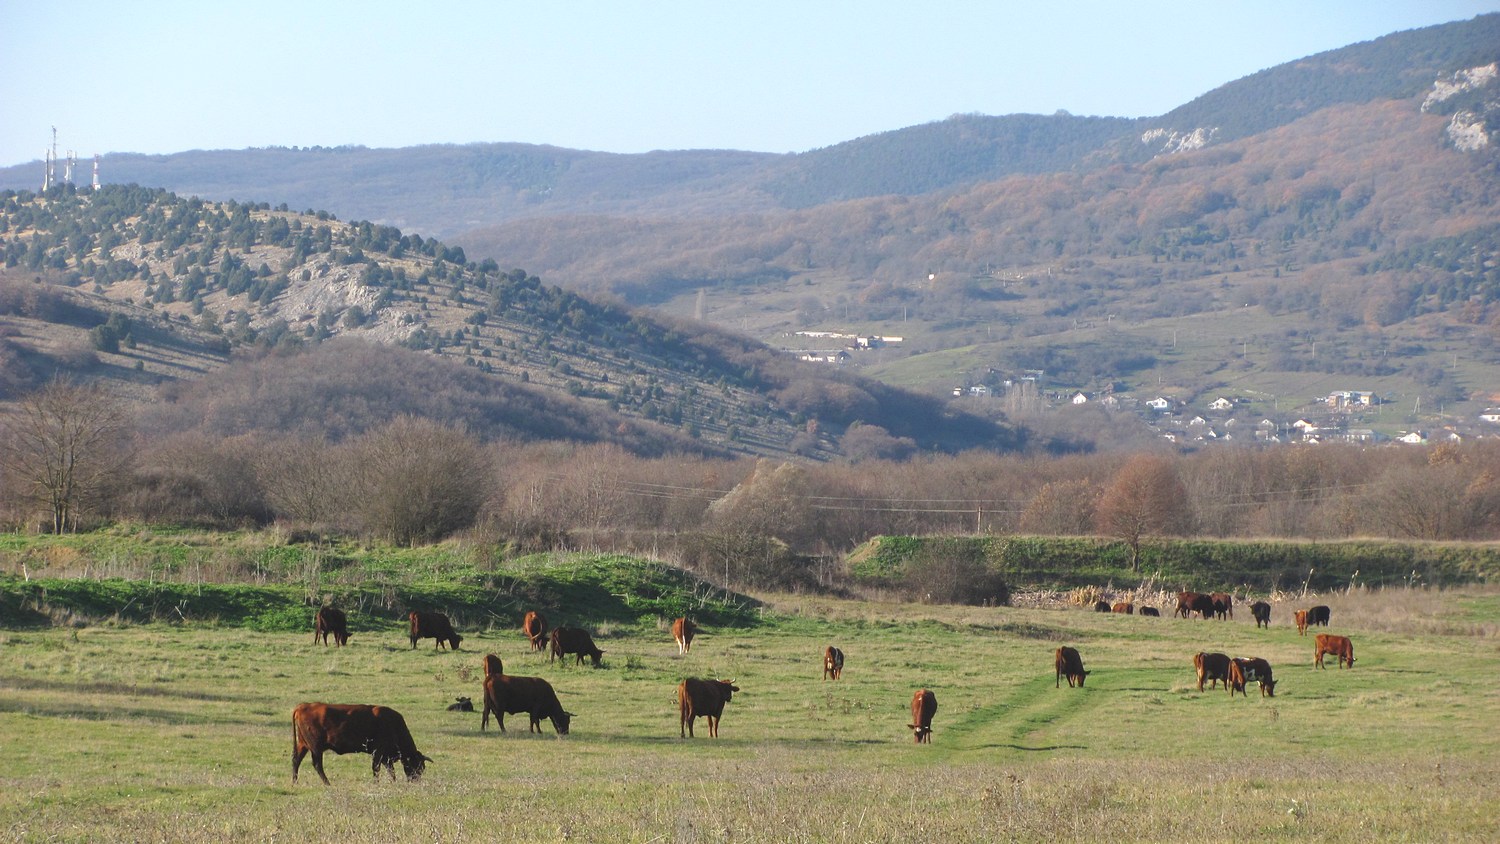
[2, 529, 1498, 842]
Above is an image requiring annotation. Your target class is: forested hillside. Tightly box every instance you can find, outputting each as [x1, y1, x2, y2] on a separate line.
[0, 184, 1024, 462]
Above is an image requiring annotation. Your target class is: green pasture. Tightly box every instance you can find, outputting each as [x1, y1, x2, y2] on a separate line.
[2, 584, 1497, 842]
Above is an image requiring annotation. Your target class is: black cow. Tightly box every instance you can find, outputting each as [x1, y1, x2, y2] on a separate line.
[1139, 606, 1161, 617]
[1250, 601, 1271, 629]
[1055, 646, 1088, 688]
[549, 627, 605, 667]
[482, 667, 573, 734]
[1307, 605, 1332, 628]
[313, 606, 349, 647]
[408, 611, 462, 650]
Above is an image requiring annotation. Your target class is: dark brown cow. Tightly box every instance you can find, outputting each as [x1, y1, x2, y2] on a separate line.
[1232, 657, 1277, 697]
[522, 610, 549, 653]
[1295, 609, 1310, 636]
[291, 702, 430, 784]
[1314, 634, 1355, 669]
[1226, 658, 1249, 697]
[909, 689, 938, 743]
[550, 626, 605, 666]
[1093, 600, 1112, 613]
[823, 645, 845, 680]
[1176, 591, 1216, 619]
[672, 617, 698, 655]
[1193, 652, 1233, 692]
[678, 677, 739, 738]
[1211, 592, 1234, 621]
[1055, 646, 1088, 688]
[408, 611, 461, 651]
[1139, 606, 1161, 617]
[1307, 605, 1332, 628]
[1112, 601, 1134, 615]
[1250, 601, 1272, 629]
[482, 668, 573, 735]
[313, 606, 349, 647]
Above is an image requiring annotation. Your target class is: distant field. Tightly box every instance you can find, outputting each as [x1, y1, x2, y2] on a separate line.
[2, 585, 1496, 842]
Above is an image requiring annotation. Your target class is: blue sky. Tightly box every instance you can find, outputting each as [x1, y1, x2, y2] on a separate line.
[2, 0, 1497, 167]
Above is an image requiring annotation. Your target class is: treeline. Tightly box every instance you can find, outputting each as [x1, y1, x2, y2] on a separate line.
[3, 375, 1498, 596]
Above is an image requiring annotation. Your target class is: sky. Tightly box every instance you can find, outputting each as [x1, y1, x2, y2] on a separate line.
[3, 0, 1498, 168]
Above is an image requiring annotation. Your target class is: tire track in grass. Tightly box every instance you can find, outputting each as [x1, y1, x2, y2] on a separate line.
[944, 671, 1097, 752]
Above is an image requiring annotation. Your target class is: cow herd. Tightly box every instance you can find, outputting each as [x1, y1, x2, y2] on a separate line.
[294, 591, 1361, 783]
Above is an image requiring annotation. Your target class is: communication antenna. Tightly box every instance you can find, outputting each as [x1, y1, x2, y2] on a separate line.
[92, 154, 100, 191]
[42, 127, 58, 191]
[64, 150, 77, 185]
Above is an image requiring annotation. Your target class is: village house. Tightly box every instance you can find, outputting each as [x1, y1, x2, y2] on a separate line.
[1208, 396, 1234, 411]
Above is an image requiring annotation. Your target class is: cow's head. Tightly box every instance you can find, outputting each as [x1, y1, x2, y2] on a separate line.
[449, 633, 464, 650]
[401, 752, 432, 781]
[553, 710, 574, 735]
[1262, 679, 1277, 697]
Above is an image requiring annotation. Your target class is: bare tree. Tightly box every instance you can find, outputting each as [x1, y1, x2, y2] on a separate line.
[344, 417, 489, 545]
[2, 379, 130, 533]
[1094, 454, 1190, 570]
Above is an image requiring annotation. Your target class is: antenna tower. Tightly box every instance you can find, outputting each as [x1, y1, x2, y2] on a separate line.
[92, 154, 101, 191]
[42, 127, 58, 191]
[64, 150, 77, 185]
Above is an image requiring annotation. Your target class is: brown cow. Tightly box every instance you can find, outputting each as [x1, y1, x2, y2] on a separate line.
[1314, 634, 1355, 669]
[1211, 592, 1234, 621]
[522, 611, 549, 653]
[1250, 601, 1271, 629]
[1226, 658, 1249, 697]
[1139, 606, 1161, 617]
[1295, 609, 1310, 636]
[909, 689, 938, 743]
[483, 653, 504, 678]
[1112, 601, 1134, 615]
[1232, 656, 1277, 697]
[291, 702, 430, 784]
[409, 611, 462, 651]
[1093, 600, 1112, 613]
[678, 677, 739, 738]
[1193, 652, 1233, 692]
[313, 606, 349, 647]
[1176, 592, 1216, 619]
[482, 669, 573, 735]
[550, 627, 605, 666]
[1055, 646, 1088, 688]
[672, 617, 697, 655]
[1307, 605, 1332, 628]
[823, 645, 845, 680]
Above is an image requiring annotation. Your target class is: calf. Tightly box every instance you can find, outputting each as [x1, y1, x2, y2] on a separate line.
[823, 645, 845, 680]
[672, 617, 697, 655]
[1314, 634, 1355, 669]
[313, 606, 349, 647]
[1193, 652, 1232, 692]
[1232, 657, 1277, 697]
[522, 610, 549, 653]
[447, 696, 474, 712]
[1250, 601, 1271, 629]
[909, 689, 937, 743]
[482, 668, 573, 735]
[1055, 646, 1088, 688]
[1112, 601, 1134, 615]
[409, 611, 462, 651]
[1295, 609, 1310, 636]
[1139, 606, 1161, 617]
[678, 677, 739, 738]
[291, 702, 430, 784]
[550, 626, 605, 667]
[1093, 600, 1111, 613]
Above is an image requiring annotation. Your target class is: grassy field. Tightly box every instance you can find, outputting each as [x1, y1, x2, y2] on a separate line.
[2, 577, 1497, 843]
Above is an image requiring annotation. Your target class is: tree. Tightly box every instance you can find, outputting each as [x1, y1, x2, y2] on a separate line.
[344, 417, 488, 545]
[2, 379, 130, 533]
[1094, 455, 1190, 570]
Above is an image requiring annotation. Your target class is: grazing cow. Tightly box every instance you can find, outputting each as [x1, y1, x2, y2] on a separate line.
[549, 627, 605, 667]
[1112, 601, 1134, 615]
[291, 702, 430, 785]
[1211, 592, 1234, 621]
[1226, 658, 1249, 697]
[482, 669, 573, 734]
[1295, 609, 1310, 636]
[447, 696, 474, 712]
[1314, 634, 1355, 669]
[1307, 605, 1331, 628]
[1139, 606, 1160, 617]
[823, 645, 845, 680]
[313, 606, 349, 647]
[1093, 600, 1112, 613]
[1250, 601, 1271, 629]
[1232, 657, 1277, 697]
[678, 677, 739, 738]
[483, 654, 504, 678]
[408, 611, 462, 651]
[1055, 646, 1088, 688]
[909, 689, 938, 743]
[1193, 652, 1233, 692]
[1176, 591, 1216, 619]
[522, 611, 549, 653]
[672, 617, 698, 655]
